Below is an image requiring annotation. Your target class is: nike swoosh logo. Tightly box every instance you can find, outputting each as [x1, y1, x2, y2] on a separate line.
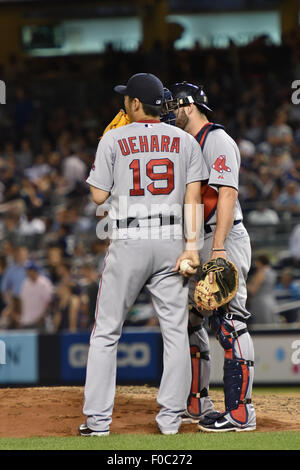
[214, 420, 228, 428]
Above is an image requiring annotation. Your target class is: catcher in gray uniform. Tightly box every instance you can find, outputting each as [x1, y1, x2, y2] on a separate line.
[162, 83, 256, 432]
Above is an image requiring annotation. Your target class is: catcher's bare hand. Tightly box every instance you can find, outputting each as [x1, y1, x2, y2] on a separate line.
[174, 250, 200, 277]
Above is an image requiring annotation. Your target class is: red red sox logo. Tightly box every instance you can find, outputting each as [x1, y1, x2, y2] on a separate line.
[212, 155, 231, 178]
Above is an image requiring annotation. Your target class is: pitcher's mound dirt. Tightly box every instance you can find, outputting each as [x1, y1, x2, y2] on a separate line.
[0, 386, 299, 437]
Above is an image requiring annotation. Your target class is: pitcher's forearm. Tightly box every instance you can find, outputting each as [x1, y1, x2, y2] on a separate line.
[184, 181, 202, 251]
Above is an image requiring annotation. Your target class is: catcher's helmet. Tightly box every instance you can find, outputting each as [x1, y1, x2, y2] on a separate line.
[160, 87, 176, 126]
[169, 81, 213, 113]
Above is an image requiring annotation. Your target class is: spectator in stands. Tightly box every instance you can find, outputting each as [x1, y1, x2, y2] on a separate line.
[274, 181, 300, 219]
[2, 142, 16, 161]
[286, 157, 300, 184]
[247, 202, 279, 225]
[1, 245, 28, 303]
[20, 179, 44, 214]
[18, 210, 46, 237]
[1, 214, 20, 242]
[53, 281, 80, 332]
[0, 159, 20, 202]
[0, 240, 14, 265]
[267, 108, 293, 155]
[289, 223, 300, 263]
[275, 268, 300, 323]
[56, 262, 74, 283]
[238, 139, 256, 163]
[56, 224, 74, 258]
[253, 165, 281, 201]
[15, 138, 34, 170]
[72, 241, 89, 271]
[239, 182, 261, 213]
[79, 263, 99, 330]
[19, 262, 54, 329]
[244, 113, 266, 145]
[46, 246, 66, 284]
[34, 174, 53, 211]
[25, 153, 51, 183]
[48, 151, 61, 172]
[247, 254, 278, 324]
[270, 148, 294, 177]
[62, 145, 87, 192]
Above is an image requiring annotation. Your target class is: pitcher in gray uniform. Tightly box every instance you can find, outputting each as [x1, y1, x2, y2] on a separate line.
[163, 82, 256, 432]
[79, 73, 208, 436]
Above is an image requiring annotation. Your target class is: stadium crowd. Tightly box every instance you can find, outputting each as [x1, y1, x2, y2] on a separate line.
[1, 32, 300, 331]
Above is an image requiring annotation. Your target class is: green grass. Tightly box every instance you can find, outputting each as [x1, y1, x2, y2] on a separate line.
[0, 431, 299, 450]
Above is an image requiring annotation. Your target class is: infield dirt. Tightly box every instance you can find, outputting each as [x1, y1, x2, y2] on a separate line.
[0, 386, 299, 437]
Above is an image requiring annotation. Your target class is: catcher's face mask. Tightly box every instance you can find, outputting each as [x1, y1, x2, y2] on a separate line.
[160, 88, 176, 126]
[169, 81, 213, 114]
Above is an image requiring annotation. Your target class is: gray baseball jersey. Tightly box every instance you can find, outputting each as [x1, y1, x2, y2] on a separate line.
[87, 121, 208, 223]
[83, 119, 208, 434]
[195, 125, 251, 319]
[186, 123, 255, 427]
[199, 128, 243, 225]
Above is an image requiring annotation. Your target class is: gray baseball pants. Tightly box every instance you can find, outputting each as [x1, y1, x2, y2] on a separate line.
[83, 237, 191, 433]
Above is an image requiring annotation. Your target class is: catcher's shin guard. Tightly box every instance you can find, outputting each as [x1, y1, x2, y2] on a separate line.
[223, 357, 254, 424]
[211, 314, 255, 425]
[186, 320, 214, 418]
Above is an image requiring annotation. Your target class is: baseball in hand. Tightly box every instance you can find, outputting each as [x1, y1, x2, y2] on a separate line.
[180, 259, 197, 275]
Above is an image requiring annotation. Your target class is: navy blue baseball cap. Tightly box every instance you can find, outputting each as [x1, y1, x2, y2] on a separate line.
[114, 73, 164, 106]
[25, 261, 39, 272]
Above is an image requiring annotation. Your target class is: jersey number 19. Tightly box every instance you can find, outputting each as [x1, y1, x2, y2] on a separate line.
[129, 158, 174, 196]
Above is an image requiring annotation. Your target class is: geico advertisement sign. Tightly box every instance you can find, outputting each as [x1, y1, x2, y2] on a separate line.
[0, 333, 38, 383]
[68, 342, 151, 368]
[209, 334, 300, 384]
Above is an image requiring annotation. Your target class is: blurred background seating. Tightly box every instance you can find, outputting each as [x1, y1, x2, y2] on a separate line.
[1, 0, 300, 331]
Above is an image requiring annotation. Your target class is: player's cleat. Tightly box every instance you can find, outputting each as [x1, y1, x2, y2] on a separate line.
[198, 415, 256, 433]
[197, 411, 223, 424]
[79, 424, 110, 437]
[181, 411, 201, 424]
[182, 408, 220, 424]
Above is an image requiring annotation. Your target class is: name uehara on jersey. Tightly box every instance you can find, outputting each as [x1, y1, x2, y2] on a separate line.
[118, 135, 180, 156]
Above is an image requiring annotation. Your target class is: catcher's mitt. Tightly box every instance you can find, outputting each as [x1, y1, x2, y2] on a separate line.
[194, 258, 238, 311]
[102, 109, 130, 137]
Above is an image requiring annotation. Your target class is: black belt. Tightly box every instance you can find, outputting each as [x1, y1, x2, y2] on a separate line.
[204, 219, 242, 234]
[116, 215, 180, 229]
